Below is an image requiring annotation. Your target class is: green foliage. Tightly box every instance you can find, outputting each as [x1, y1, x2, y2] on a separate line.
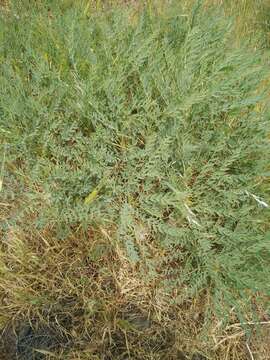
[0, 0, 269, 319]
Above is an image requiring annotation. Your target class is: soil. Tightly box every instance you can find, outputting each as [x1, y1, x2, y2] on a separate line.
[1, 319, 71, 360]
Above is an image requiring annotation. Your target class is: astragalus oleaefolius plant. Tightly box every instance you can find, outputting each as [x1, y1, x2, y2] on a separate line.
[0, 1, 269, 359]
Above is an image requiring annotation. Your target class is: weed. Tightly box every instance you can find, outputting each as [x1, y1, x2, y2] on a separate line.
[0, 1, 269, 359]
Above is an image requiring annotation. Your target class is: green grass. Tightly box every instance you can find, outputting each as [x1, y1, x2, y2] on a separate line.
[205, 0, 270, 52]
[0, 1, 270, 359]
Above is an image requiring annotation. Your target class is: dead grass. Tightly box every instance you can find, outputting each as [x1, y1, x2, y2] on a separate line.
[1, 218, 269, 359]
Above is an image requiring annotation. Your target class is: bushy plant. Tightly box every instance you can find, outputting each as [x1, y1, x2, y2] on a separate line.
[0, 1, 269, 358]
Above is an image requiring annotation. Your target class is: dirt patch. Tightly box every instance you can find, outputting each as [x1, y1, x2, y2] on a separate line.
[1, 318, 71, 360]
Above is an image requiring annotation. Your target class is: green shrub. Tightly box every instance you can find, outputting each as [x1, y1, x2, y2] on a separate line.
[0, 0, 269, 328]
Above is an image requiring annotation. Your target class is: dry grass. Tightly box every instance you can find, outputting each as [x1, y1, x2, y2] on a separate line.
[1, 210, 269, 358]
